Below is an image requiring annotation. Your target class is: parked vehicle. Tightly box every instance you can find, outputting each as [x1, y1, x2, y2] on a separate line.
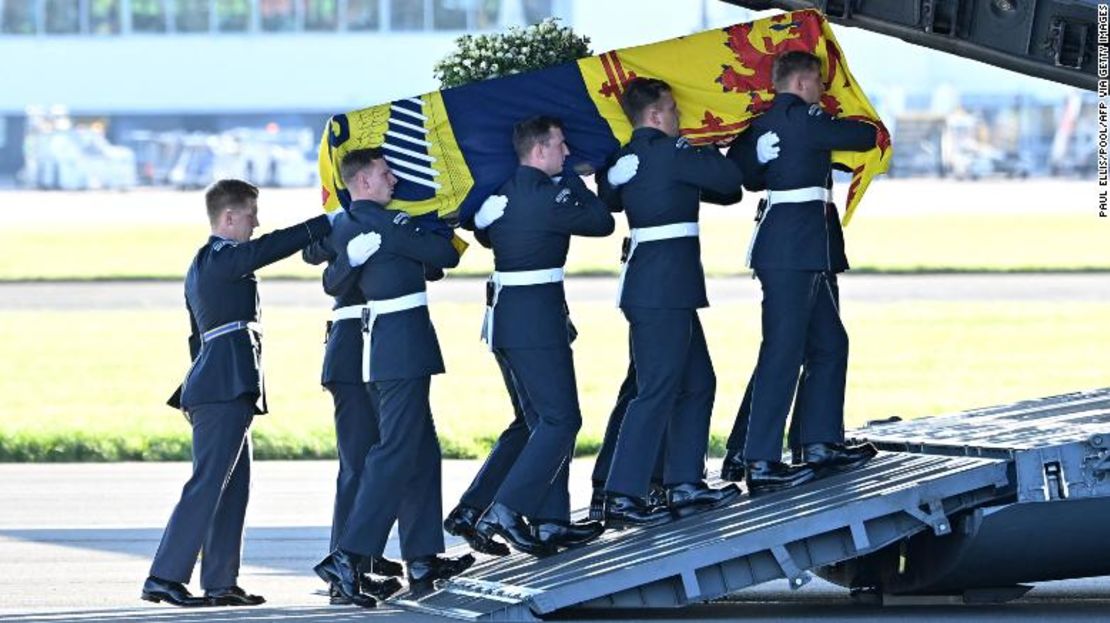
[27, 128, 137, 190]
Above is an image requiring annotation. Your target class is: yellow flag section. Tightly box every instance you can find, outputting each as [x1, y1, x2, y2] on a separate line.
[578, 9, 891, 225]
[318, 91, 475, 219]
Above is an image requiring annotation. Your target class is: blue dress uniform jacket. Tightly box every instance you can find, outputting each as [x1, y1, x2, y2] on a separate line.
[173, 215, 331, 413]
[303, 212, 369, 386]
[731, 93, 876, 273]
[151, 213, 329, 590]
[325, 200, 460, 381]
[481, 166, 614, 348]
[479, 166, 613, 520]
[600, 127, 743, 309]
[303, 213, 383, 552]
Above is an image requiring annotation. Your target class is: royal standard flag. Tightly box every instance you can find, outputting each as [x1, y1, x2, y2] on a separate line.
[319, 9, 890, 228]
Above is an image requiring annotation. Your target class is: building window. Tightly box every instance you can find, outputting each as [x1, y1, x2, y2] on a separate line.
[175, 0, 209, 32]
[473, 0, 497, 28]
[2, 0, 38, 33]
[90, 0, 120, 34]
[303, 0, 335, 30]
[45, 0, 80, 34]
[217, 0, 250, 31]
[390, 0, 422, 31]
[260, 0, 295, 31]
[432, 0, 465, 30]
[346, 0, 377, 31]
[131, 0, 168, 32]
[521, 0, 551, 24]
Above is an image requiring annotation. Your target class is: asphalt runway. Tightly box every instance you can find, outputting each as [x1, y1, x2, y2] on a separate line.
[0, 460, 1107, 622]
[3, 272, 1110, 311]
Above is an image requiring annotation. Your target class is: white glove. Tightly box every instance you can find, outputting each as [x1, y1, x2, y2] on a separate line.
[756, 131, 781, 164]
[474, 194, 508, 229]
[606, 154, 639, 187]
[346, 231, 382, 268]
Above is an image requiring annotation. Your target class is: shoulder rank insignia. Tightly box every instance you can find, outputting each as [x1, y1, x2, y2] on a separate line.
[212, 239, 238, 251]
[808, 104, 824, 117]
[392, 212, 411, 226]
[674, 136, 691, 149]
[555, 188, 572, 204]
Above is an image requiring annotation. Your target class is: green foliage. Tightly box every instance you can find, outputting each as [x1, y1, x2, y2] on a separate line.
[434, 17, 592, 89]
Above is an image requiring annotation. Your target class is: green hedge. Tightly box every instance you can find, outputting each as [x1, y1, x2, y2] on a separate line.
[0, 430, 732, 463]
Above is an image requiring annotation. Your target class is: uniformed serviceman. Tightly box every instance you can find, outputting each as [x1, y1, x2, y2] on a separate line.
[729, 50, 879, 495]
[302, 217, 407, 603]
[470, 115, 613, 556]
[587, 151, 664, 520]
[442, 194, 526, 558]
[597, 77, 744, 528]
[719, 374, 801, 482]
[143, 179, 332, 607]
[313, 148, 472, 607]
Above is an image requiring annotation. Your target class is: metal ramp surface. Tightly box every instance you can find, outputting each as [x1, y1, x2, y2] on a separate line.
[395, 452, 1011, 621]
[819, 387, 1110, 595]
[852, 387, 1110, 458]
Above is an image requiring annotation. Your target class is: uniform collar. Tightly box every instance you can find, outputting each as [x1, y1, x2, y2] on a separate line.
[631, 126, 668, 140]
[773, 92, 808, 108]
[348, 199, 385, 217]
[517, 164, 555, 184]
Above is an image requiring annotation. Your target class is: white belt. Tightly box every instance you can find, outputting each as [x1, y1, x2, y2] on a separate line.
[201, 320, 261, 343]
[480, 267, 565, 350]
[332, 304, 365, 322]
[616, 222, 699, 306]
[747, 186, 831, 267]
[361, 291, 428, 382]
[766, 186, 830, 206]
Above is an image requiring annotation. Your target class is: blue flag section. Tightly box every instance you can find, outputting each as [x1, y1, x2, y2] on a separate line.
[441, 61, 621, 221]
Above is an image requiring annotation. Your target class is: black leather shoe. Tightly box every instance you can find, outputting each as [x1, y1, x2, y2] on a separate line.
[745, 460, 817, 495]
[666, 481, 742, 517]
[533, 519, 604, 550]
[313, 550, 377, 608]
[328, 583, 347, 605]
[141, 576, 207, 607]
[603, 493, 673, 530]
[406, 553, 476, 591]
[475, 503, 554, 556]
[444, 503, 511, 556]
[204, 585, 265, 606]
[329, 575, 402, 604]
[588, 487, 606, 521]
[720, 449, 746, 482]
[368, 555, 404, 578]
[802, 442, 878, 473]
[646, 482, 668, 509]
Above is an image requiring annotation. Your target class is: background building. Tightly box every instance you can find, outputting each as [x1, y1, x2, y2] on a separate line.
[0, 0, 1092, 185]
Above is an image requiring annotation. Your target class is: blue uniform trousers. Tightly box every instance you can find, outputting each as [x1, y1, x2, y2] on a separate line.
[338, 377, 444, 560]
[726, 373, 801, 455]
[606, 308, 715, 497]
[326, 382, 381, 551]
[149, 397, 253, 589]
[590, 340, 665, 487]
[459, 351, 531, 510]
[492, 346, 580, 521]
[743, 270, 848, 462]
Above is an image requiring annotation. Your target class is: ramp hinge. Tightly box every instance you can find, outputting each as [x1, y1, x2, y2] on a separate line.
[1088, 435, 1110, 477]
[770, 545, 812, 590]
[905, 499, 951, 536]
[1043, 461, 1068, 500]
